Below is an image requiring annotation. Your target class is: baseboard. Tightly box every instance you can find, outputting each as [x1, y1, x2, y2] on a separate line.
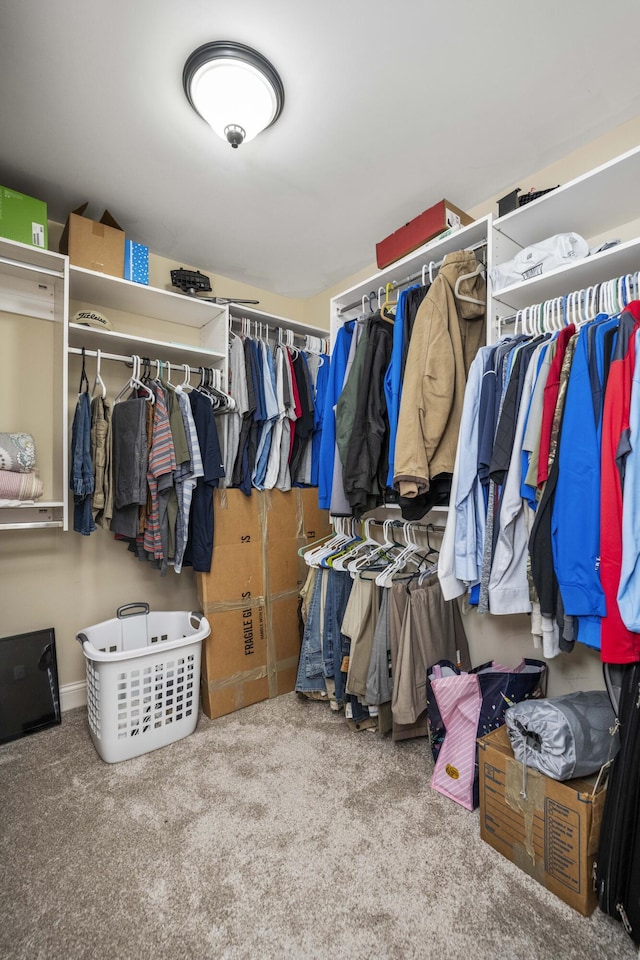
[60, 680, 87, 712]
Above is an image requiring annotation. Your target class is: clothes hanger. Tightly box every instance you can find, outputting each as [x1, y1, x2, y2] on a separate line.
[178, 363, 192, 391]
[78, 346, 90, 397]
[91, 347, 107, 400]
[341, 519, 389, 573]
[349, 519, 403, 576]
[135, 356, 155, 403]
[330, 518, 374, 571]
[229, 314, 242, 342]
[303, 518, 353, 568]
[287, 328, 299, 359]
[114, 355, 155, 404]
[195, 366, 216, 405]
[208, 367, 236, 411]
[376, 521, 438, 587]
[315, 518, 358, 566]
[375, 522, 423, 587]
[380, 282, 396, 323]
[322, 520, 362, 568]
[421, 261, 437, 285]
[453, 259, 485, 305]
[297, 529, 336, 559]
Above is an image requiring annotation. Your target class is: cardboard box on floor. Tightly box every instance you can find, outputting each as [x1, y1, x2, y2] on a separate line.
[477, 725, 606, 916]
[197, 488, 330, 719]
[59, 203, 125, 276]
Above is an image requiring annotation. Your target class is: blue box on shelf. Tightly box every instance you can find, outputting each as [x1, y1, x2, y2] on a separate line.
[124, 239, 149, 285]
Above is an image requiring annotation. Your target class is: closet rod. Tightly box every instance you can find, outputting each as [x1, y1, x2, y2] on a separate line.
[230, 316, 329, 348]
[68, 346, 213, 376]
[362, 517, 446, 533]
[336, 239, 487, 316]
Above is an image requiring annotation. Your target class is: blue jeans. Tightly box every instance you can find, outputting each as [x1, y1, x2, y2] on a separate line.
[295, 569, 327, 693]
[323, 569, 353, 704]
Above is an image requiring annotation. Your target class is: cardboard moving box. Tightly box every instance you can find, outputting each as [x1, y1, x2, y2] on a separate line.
[0, 186, 47, 249]
[59, 203, 125, 276]
[478, 725, 606, 916]
[197, 488, 331, 720]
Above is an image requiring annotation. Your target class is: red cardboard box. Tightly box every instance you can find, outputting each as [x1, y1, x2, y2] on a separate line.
[376, 199, 473, 270]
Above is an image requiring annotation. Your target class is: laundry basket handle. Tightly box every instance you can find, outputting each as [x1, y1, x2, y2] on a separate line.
[117, 602, 150, 619]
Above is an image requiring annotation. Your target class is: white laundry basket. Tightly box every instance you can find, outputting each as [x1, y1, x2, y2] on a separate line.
[77, 603, 210, 763]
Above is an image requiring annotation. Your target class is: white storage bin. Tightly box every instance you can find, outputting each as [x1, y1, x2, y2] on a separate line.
[77, 603, 209, 763]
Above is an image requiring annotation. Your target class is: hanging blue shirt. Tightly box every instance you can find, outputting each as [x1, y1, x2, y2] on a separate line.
[318, 322, 355, 509]
[384, 286, 418, 488]
[311, 353, 330, 487]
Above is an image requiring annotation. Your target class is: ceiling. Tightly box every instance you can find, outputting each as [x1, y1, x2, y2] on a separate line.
[1, 1, 640, 300]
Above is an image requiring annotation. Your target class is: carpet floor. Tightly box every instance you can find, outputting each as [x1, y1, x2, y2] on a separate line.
[0, 692, 636, 960]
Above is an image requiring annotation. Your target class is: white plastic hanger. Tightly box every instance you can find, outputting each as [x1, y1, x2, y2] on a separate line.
[91, 348, 107, 399]
[114, 355, 155, 404]
[375, 522, 421, 587]
[331, 518, 374, 571]
[349, 519, 401, 576]
[454, 260, 485, 305]
[302, 518, 351, 568]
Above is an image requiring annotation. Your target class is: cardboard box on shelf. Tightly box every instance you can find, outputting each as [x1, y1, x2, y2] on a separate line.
[0, 186, 47, 249]
[124, 239, 149, 284]
[376, 199, 473, 270]
[477, 725, 606, 916]
[59, 203, 124, 276]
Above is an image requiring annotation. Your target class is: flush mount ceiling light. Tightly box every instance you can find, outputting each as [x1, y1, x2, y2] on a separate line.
[183, 41, 284, 149]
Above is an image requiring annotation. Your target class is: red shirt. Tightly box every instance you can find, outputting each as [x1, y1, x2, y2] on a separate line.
[537, 324, 575, 487]
[600, 301, 640, 663]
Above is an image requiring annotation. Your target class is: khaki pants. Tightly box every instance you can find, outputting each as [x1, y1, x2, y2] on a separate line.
[391, 577, 469, 730]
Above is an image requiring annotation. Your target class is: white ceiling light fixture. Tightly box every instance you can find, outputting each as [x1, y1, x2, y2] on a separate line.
[183, 41, 284, 149]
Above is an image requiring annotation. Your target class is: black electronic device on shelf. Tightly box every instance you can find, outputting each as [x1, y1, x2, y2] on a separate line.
[170, 267, 260, 306]
[170, 268, 212, 296]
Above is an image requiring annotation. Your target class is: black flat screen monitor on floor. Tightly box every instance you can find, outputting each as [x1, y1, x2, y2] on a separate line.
[0, 628, 61, 745]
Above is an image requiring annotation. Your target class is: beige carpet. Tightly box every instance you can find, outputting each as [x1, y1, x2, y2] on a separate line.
[0, 692, 635, 960]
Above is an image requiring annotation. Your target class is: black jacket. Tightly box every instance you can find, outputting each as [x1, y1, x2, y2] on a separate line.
[344, 315, 393, 516]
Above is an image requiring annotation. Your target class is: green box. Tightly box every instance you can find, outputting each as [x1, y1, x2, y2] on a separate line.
[0, 186, 48, 249]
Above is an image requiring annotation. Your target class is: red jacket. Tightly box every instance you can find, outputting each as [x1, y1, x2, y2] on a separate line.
[599, 301, 640, 663]
[537, 324, 575, 487]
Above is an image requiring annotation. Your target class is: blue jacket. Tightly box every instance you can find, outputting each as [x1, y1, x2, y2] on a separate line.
[384, 287, 417, 487]
[318, 322, 354, 508]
